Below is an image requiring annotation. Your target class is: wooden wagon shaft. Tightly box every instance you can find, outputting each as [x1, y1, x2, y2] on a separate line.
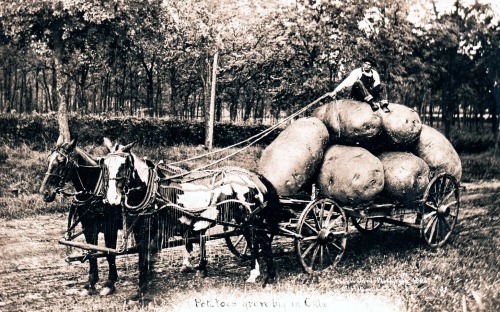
[59, 238, 124, 253]
[64, 246, 138, 263]
[278, 197, 312, 205]
[60, 228, 241, 262]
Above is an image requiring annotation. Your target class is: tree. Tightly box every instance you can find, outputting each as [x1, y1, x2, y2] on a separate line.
[1, 0, 121, 139]
[410, 0, 499, 137]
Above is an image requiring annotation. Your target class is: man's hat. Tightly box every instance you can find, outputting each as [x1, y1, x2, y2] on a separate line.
[361, 56, 377, 67]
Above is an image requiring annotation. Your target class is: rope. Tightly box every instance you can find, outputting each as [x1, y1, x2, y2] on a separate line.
[164, 93, 331, 179]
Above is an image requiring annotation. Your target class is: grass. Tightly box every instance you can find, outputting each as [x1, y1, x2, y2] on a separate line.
[0, 144, 71, 219]
[460, 150, 500, 182]
[0, 143, 498, 311]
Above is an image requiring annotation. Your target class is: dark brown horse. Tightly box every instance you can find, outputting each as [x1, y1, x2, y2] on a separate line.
[39, 135, 121, 296]
[101, 141, 283, 299]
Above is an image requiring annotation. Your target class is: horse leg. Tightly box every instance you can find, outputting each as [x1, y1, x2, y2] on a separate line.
[131, 216, 160, 300]
[131, 228, 149, 300]
[261, 233, 277, 286]
[181, 230, 195, 273]
[81, 227, 99, 296]
[100, 217, 119, 296]
[244, 229, 261, 283]
[147, 217, 161, 288]
[195, 231, 208, 277]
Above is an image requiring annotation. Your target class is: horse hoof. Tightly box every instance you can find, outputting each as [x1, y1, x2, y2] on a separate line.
[195, 270, 207, 278]
[128, 292, 153, 305]
[246, 268, 260, 283]
[263, 275, 277, 287]
[100, 286, 116, 296]
[128, 293, 143, 303]
[180, 265, 194, 273]
[79, 288, 97, 296]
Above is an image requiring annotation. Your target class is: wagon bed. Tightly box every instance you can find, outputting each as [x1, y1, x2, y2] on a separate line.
[222, 172, 460, 274]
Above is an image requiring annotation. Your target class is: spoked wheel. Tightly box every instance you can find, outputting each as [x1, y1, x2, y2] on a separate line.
[351, 217, 383, 233]
[220, 201, 253, 261]
[421, 173, 460, 247]
[223, 226, 251, 261]
[295, 198, 348, 273]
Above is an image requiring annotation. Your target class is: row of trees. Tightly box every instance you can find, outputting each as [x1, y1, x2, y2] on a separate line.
[0, 0, 498, 138]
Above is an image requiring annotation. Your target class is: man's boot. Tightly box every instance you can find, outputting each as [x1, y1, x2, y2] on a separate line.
[380, 100, 390, 113]
[368, 100, 379, 111]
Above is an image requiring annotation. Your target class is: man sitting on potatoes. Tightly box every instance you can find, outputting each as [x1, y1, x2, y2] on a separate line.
[328, 56, 390, 113]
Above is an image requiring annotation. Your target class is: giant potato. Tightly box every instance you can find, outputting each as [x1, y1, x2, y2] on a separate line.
[378, 152, 430, 203]
[317, 145, 384, 205]
[313, 99, 382, 144]
[258, 117, 329, 196]
[413, 125, 462, 181]
[379, 103, 422, 145]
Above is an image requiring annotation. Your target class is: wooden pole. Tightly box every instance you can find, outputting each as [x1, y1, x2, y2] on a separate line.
[205, 52, 218, 150]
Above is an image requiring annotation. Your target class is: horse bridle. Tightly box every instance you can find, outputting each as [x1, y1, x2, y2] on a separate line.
[102, 151, 135, 196]
[44, 147, 77, 192]
[102, 151, 161, 214]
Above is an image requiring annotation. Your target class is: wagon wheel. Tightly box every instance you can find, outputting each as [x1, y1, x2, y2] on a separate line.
[351, 217, 383, 233]
[221, 201, 253, 261]
[223, 226, 251, 261]
[421, 173, 460, 248]
[295, 198, 348, 273]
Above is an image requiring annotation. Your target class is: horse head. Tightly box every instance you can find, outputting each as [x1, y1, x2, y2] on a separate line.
[40, 135, 80, 202]
[102, 139, 150, 206]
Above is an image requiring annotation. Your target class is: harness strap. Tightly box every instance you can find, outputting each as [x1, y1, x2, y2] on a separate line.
[124, 167, 159, 213]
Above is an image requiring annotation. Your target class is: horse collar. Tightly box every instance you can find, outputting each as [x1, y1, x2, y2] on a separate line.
[124, 167, 158, 214]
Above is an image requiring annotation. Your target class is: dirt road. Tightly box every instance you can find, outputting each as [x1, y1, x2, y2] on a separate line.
[0, 214, 294, 311]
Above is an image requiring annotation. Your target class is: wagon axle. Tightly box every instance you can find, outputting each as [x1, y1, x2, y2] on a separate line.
[437, 204, 451, 216]
[317, 229, 335, 243]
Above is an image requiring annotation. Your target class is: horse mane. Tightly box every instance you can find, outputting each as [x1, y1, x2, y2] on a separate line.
[130, 152, 151, 183]
[74, 147, 98, 167]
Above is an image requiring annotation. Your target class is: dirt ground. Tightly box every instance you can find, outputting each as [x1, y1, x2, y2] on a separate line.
[0, 214, 297, 311]
[0, 181, 497, 312]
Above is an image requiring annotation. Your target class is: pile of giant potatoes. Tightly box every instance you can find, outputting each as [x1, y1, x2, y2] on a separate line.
[258, 99, 462, 205]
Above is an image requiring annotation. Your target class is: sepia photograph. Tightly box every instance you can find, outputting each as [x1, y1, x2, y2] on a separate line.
[0, 0, 498, 311]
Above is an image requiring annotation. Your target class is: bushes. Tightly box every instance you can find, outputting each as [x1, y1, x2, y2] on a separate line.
[1, 113, 497, 153]
[461, 151, 500, 182]
[450, 128, 498, 154]
[0, 114, 280, 149]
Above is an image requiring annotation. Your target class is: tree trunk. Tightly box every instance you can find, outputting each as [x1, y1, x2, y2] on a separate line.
[11, 65, 18, 112]
[492, 87, 499, 135]
[53, 29, 71, 140]
[205, 52, 218, 149]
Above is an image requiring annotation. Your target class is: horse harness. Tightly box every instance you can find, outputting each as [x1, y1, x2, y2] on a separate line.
[46, 147, 107, 241]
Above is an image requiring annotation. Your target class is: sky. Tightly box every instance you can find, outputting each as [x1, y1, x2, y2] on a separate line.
[435, 0, 499, 13]
[408, 0, 499, 26]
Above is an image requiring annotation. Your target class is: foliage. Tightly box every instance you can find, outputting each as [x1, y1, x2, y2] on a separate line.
[0, 113, 280, 149]
[2, 113, 498, 155]
[0, 0, 497, 136]
[450, 127, 499, 154]
[461, 151, 500, 182]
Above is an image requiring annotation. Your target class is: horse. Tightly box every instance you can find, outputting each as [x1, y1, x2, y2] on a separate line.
[39, 135, 121, 296]
[101, 140, 283, 298]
